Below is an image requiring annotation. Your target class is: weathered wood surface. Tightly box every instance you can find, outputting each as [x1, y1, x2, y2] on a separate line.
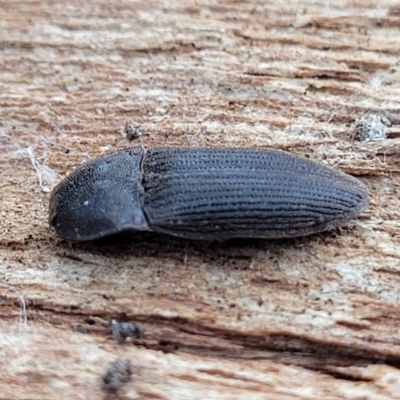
[1, 1, 400, 399]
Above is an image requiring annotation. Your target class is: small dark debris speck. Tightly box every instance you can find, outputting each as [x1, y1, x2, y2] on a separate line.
[123, 120, 141, 140]
[102, 358, 132, 394]
[109, 319, 145, 343]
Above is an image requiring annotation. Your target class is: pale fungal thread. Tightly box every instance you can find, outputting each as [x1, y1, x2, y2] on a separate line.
[0, 283, 27, 325]
[49, 146, 369, 241]
[353, 114, 387, 142]
[2, 134, 57, 192]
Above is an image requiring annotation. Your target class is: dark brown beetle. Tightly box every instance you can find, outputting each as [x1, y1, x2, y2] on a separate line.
[49, 146, 369, 241]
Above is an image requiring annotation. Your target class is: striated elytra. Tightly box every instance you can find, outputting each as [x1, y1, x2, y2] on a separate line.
[49, 146, 369, 241]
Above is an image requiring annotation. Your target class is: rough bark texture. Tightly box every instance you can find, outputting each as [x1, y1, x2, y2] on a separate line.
[1, 1, 400, 399]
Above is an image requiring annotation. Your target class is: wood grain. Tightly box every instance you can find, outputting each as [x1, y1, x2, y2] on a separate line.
[1, 0, 400, 399]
